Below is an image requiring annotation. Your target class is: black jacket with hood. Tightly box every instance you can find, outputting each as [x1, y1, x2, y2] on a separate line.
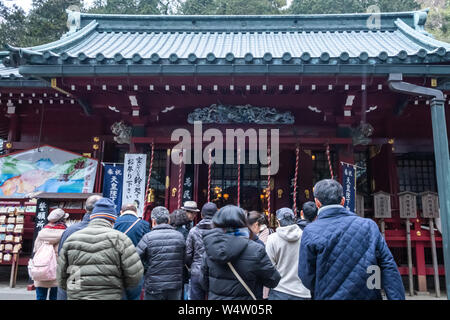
[200, 228, 281, 300]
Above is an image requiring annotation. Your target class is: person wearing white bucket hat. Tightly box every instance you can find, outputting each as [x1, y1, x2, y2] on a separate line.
[181, 201, 200, 227]
[32, 208, 69, 300]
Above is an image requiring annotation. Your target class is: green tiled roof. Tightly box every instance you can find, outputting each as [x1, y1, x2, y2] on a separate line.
[4, 10, 450, 76]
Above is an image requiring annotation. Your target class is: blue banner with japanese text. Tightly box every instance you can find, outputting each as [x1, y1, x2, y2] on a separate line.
[102, 163, 124, 214]
[341, 163, 356, 213]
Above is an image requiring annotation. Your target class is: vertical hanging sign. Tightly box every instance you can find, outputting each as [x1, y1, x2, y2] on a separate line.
[103, 163, 124, 214]
[182, 164, 194, 204]
[33, 199, 49, 242]
[122, 154, 147, 217]
[341, 162, 356, 213]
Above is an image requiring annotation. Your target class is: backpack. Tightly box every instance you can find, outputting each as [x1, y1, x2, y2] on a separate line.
[29, 241, 57, 282]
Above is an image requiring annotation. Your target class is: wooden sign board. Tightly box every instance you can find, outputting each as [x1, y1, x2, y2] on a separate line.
[373, 191, 392, 218]
[420, 192, 440, 218]
[398, 192, 417, 219]
[355, 194, 364, 217]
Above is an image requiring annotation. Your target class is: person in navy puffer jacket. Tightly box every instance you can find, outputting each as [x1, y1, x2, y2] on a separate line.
[298, 179, 405, 300]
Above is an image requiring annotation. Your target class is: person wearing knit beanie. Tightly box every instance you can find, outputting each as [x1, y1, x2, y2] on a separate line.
[90, 198, 118, 223]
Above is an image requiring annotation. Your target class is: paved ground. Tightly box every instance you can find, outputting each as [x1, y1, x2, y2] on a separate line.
[0, 266, 447, 300]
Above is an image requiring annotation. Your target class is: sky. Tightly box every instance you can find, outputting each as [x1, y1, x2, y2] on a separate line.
[2, 0, 96, 12]
[2, 0, 293, 13]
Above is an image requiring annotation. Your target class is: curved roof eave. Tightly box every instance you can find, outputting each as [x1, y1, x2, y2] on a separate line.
[395, 19, 450, 51]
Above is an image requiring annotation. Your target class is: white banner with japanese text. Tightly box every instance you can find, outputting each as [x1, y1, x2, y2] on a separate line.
[122, 154, 147, 217]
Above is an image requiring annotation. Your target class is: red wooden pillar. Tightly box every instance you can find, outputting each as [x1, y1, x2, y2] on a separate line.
[6, 114, 19, 154]
[414, 219, 428, 293]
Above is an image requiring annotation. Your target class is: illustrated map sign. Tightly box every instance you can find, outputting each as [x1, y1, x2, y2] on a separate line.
[122, 154, 147, 217]
[0, 145, 98, 198]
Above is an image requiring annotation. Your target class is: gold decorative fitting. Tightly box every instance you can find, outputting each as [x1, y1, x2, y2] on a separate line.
[277, 189, 283, 198]
[93, 144, 99, 150]
[305, 189, 310, 199]
[311, 155, 316, 161]
[431, 78, 437, 87]
[5, 142, 12, 149]
[171, 187, 177, 197]
[93, 136, 100, 142]
[416, 231, 422, 237]
[388, 138, 394, 144]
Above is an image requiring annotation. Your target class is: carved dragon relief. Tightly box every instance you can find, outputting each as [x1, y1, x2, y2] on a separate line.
[187, 104, 295, 124]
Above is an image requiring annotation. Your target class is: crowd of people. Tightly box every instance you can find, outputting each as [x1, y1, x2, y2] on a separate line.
[30, 178, 406, 300]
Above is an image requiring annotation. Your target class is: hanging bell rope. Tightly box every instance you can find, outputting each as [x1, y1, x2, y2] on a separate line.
[207, 148, 212, 203]
[237, 148, 241, 207]
[177, 149, 184, 209]
[267, 146, 272, 219]
[326, 143, 334, 179]
[293, 145, 300, 215]
[144, 142, 155, 206]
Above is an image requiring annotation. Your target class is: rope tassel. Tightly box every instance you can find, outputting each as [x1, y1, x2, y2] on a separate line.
[326, 143, 334, 179]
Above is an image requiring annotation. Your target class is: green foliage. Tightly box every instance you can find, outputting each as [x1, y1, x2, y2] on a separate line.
[88, 0, 161, 15]
[0, 3, 29, 47]
[420, 0, 450, 43]
[289, 0, 419, 14]
[181, 0, 286, 15]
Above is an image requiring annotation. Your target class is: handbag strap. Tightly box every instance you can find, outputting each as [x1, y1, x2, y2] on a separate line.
[227, 262, 257, 300]
[124, 218, 141, 235]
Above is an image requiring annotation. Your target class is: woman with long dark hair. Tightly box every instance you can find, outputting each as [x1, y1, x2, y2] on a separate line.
[200, 205, 280, 300]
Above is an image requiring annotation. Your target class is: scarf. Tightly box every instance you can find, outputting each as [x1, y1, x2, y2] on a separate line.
[225, 227, 249, 238]
[44, 221, 67, 230]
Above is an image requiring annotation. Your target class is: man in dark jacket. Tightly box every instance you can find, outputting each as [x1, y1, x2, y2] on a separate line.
[56, 194, 101, 300]
[296, 201, 317, 230]
[185, 202, 217, 300]
[136, 206, 186, 300]
[298, 179, 405, 300]
[200, 205, 281, 300]
[114, 203, 150, 300]
[115, 203, 151, 246]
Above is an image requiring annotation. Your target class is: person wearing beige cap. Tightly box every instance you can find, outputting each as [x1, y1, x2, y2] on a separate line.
[32, 208, 69, 300]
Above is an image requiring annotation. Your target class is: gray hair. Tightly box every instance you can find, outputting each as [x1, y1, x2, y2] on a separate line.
[85, 195, 102, 213]
[151, 206, 170, 224]
[313, 179, 344, 206]
[276, 207, 296, 227]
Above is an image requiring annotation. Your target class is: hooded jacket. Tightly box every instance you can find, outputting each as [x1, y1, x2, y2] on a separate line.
[265, 224, 311, 298]
[185, 218, 214, 276]
[136, 224, 186, 293]
[200, 228, 281, 300]
[298, 205, 405, 300]
[57, 218, 144, 300]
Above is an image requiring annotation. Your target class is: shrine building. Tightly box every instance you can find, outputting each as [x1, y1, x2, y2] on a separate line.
[1, 9, 450, 294]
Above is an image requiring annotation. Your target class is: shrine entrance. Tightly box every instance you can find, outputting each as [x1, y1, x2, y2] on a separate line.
[197, 150, 270, 213]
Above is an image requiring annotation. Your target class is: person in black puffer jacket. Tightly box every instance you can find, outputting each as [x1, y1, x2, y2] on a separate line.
[185, 202, 217, 300]
[137, 206, 186, 300]
[200, 205, 281, 300]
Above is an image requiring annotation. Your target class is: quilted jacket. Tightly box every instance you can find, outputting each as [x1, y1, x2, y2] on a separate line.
[57, 218, 144, 300]
[185, 218, 214, 276]
[136, 223, 186, 293]
[298, 205, 405, 300]
[200, 228, 281, 300]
